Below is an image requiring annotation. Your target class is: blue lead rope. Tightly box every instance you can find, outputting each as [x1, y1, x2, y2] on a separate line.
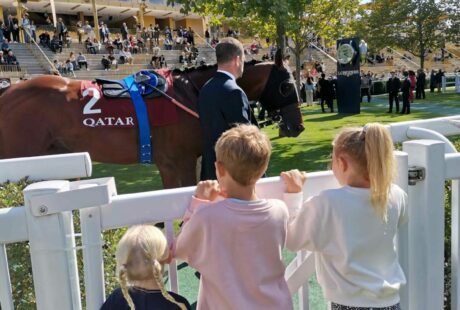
[124, 75, 152, 164]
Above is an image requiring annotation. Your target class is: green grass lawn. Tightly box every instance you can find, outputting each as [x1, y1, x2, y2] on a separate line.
[90, 90, 459, 309]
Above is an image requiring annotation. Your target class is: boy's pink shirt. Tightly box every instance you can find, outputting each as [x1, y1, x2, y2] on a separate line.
[173, 196, 294, 310]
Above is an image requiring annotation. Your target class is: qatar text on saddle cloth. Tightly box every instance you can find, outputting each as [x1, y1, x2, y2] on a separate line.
[79, 69, 178, 128]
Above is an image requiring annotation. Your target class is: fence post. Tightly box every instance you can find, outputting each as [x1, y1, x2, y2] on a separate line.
[0, 244, 14, 310]
[23, 181, 81, 310]
[395, 151, 409, 309]
[403, 140, 445, 310]
[452, 179, 460, 310]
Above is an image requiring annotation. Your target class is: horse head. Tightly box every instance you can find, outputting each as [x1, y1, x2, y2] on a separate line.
[240, 60, 305, 138]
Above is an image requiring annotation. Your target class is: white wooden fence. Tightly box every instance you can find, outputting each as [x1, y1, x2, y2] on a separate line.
[1, 116, 460, 309]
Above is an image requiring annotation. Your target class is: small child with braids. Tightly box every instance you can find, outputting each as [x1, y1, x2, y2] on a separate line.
[101, 225, 191, 310]
[281, 123, 408, 310]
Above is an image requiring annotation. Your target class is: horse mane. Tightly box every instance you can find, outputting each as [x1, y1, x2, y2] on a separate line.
[171, 59, 264, 74]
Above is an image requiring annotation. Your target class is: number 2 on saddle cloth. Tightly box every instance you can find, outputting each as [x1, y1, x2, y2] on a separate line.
[79, 69, 178, 164]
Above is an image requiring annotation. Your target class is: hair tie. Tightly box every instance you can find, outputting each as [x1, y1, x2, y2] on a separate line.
[153, 259, 161, 269]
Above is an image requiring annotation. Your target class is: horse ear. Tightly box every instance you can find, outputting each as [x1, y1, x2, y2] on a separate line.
[274, 49, 283, 68]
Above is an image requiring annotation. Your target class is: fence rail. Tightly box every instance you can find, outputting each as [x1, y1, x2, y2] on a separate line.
[1, 116, 460, 309]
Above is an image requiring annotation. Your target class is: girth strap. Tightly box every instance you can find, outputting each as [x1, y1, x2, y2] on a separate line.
[124, 76, 152, 164]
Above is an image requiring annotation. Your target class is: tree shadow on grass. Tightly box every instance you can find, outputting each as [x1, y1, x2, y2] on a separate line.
[267, 139, 333, 175]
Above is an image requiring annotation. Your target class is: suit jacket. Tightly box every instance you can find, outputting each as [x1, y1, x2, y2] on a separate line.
[387, 77, 401, 93]
[401, 78, 411, 94]
[198, 71, 253, 180]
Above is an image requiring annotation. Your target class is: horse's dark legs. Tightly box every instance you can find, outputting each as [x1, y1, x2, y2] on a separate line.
[156, 156, 198, 189]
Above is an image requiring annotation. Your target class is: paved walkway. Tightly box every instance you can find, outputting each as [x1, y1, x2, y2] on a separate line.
[367, 94, 460, 115]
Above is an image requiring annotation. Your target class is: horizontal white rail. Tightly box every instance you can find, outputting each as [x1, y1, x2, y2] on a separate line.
[445, 153, 460, 180]
[0, 153, 92, 182]
[387, 116, 460, 143]
[100, 172, 340, 230]
[0, 207, 27, 243]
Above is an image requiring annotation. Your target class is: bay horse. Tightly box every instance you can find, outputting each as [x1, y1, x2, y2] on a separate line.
[0, 60, 304, 188]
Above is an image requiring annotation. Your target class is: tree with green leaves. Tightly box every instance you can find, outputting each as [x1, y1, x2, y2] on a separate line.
[285, 0, 359, 91]
[358, 0, 450, 69]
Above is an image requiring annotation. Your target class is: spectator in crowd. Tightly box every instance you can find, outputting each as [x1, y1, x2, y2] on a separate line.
[22, 13, 31, 43]
[39, 31, 50, 47]
[430, 69, 436, 93]
[69, 51, 78, 70]
[65, 59, 76, 77]
[408, 70, 416, 103]
[0, 51, 7, 65]
[77, 52, 88, 70]
[387, 70, 401, 113]
[76, 21, 83, 44]
[401, 71, 411, 114]
[179, 51, 187, 65]
[158, 55, 166, 68]
[6, 50, 19, 69]
[269, 43, 277, 60]
[101, 225, 191, 310]
[64, 31, 72, 48]
[416, 68, 426, 99]
[30, 20, 37, 42]
[305, 76, 315, 106]
[436, 69, 444, 93]
[4, 15, 15, 42]
[360, 71, 372, 103]
[83, 21, 93, 40]
[121, 22, 129, 41]
[129, 36, 139, 54]
[210, 37, 219, 48]
[0, 21, 4, 43]
[12, 16, 20, 43]
[105, 39, 115, 55]
[153, 24, 160, 45]
[173, 125, 292, 309]
[88, 38, 100, 54]
[56, 17, 67, 42]
[318, 73, 334, 113]
[281, 123, 407, 310]
[164, 36, 173, 50]
[101, 55, 111, 70]
[108, 54, 118, 70]
[99, 22, 110, 43]
[113, 34, 123, 50]
[1, 39, 10, 54]
[50, 59, 60, 75]
[187, 27, 195, 46]
[205, 28, 210, 44]
[150, 51, 160, 69]
[50, 35, 62, 53]
[119, 47, 133, 65]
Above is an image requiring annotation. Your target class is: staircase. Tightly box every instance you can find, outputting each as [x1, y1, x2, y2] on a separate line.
[9, 43, 47, 75]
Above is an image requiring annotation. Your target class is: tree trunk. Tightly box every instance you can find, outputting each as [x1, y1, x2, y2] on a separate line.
[294, 45, 302, 96]
[420, 43, 425, 69]
[276, 18, 285, 52]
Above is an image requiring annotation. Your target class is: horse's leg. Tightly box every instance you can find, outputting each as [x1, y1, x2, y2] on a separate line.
[0, 121, 52, 158]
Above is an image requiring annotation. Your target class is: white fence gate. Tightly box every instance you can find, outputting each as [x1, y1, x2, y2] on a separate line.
[1, 116, 460, 310]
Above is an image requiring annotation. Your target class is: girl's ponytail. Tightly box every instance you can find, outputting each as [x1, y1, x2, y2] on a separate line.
[364, 123, 395, 221]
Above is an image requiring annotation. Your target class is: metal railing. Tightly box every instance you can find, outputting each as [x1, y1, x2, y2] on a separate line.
[23, 28, 61, 76]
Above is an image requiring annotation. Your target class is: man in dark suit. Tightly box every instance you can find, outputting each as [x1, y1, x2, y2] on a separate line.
[416, 69, 426, 99]
[401, 71, 411, 114]
[121, 22, 128, 41]
[198, 37, 254, 180]
[387, 71, 401, 113]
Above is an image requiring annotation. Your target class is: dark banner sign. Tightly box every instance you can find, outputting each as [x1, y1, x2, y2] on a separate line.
[336, 38, 361, 114]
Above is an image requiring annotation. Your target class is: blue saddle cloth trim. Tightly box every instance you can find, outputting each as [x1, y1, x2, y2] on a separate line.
[123, 75, 152, 164]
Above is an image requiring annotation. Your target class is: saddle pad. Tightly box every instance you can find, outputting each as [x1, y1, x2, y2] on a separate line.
[79, 69, 177, 128]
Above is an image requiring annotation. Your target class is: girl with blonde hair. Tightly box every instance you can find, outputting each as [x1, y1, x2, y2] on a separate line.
[281, 123, 408, 310]
[101, 225, 190, 310]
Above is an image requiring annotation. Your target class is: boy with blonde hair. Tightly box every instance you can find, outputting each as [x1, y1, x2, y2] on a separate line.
[173, 124, 293, 309]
